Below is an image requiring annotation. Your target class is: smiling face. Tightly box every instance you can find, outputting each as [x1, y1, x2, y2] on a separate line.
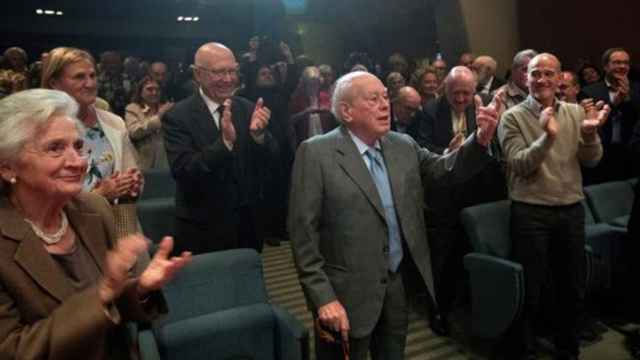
[527, 54, 561, 106]
[49, 60, 97, 108]
[604, 50, 630, 82]
[4, 115, 88, 202]
[340, 74, 391, 145]
[194, 44, 239, 103]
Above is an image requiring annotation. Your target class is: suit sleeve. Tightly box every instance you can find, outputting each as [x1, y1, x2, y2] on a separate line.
[288, 141, 336, 310]
[415, 132, 492, 186]
[161, 106, 233, 182]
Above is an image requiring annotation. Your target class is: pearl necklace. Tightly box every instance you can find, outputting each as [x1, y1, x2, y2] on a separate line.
[24, 211, 69, 245]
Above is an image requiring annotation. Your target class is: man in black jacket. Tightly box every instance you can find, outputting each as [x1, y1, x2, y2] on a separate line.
[162, 42, 278, 254]
[583, 48, 640, 183]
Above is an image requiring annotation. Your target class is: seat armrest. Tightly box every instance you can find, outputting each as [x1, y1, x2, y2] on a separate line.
[138, 329, 161, 360]
[273, 305, 310, 360]
[464, 253, 524, 338]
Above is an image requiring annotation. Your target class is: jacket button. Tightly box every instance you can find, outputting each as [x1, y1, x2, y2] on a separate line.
[381, 278, 387, 284]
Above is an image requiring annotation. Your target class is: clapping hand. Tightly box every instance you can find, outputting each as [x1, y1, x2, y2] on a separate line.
[539, 107, 559, 139]
[250, 98, 271, 137]
[612, 75, 630, 106]
[445, 133, 465, 154]
[137, 236, 192, 297]
[99, 234, 149, 304]
[221, 99, 237, 145]
[474, 95, 500, 147]
[580, 99, 610, 135]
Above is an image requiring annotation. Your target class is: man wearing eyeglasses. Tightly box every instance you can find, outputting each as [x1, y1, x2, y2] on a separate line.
[162, 42, 278, 255]
[582, 48, 640, 183]
[390, 86, 422, 142]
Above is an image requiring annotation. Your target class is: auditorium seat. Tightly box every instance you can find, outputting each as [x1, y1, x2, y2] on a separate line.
[138, 249, 309, 360]
[141, 169, 176, 201]
[461, 200, 525, 338]
[138, 197, 175, 244]
[584, 180, 635, 229]
[461, 200, 600, 338]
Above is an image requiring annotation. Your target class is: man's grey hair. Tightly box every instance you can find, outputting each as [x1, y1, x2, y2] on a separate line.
[0, 89, 84, 164]
[443, 66, 477, 92]
[331, 71, 369, 123]
[512, 49, 539, 68]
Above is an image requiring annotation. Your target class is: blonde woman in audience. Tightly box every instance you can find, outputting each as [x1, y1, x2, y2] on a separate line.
[411, 65, 440, 107]
[41, 47, 142, 204]
[125, 76, 173, 170]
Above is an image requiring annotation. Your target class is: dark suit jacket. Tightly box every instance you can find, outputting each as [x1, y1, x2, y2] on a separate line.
[629, 120, 640, 238]
[162, 93, 278, 253]
[582, 80, 640, 146]
[390, 104, 424, 146]
[0, 192, 165, 359]
[419, 97, 507, 225]
[477, 76, 505, 95]
[288, 126, 491, 337]
[420, 96, 478, 154]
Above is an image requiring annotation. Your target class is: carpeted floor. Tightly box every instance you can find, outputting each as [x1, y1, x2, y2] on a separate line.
[262, 242, 468, 359]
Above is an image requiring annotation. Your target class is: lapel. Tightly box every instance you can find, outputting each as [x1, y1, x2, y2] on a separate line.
[189, 94, 220, 147]
[335, 127, 386, 221]
[437, 98, 454, 141]
[96, 109, 124, 170]
[0, 196, 107, 303]
[465, 103, 478, 134]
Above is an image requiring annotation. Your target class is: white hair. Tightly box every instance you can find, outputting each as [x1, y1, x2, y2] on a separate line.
[0, 89, 83, 164]
[331, 71, 372, 123]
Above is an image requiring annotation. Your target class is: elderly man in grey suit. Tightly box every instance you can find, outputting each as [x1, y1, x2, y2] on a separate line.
[288, 71, 500, 359]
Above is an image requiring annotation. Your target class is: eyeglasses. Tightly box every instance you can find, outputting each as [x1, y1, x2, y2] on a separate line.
[192, 64, 239, 79]
[27, 139, 90, 159]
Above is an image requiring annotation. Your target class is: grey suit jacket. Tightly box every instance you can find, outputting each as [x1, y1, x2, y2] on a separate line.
[288, 126, 491, 337]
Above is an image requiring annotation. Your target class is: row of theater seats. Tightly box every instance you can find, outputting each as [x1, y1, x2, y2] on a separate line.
[136, 170, 309, 360]
[462, 178, 637, 339]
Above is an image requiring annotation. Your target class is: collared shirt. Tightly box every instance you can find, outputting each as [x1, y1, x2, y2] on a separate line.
[198, 87, 265, 146]
[480, 76, 495, 95]
[349, 130, 382, 171]
[450, 110, 468, 137]
[199, 87, 223, 129]
[495, 81, 529, 110]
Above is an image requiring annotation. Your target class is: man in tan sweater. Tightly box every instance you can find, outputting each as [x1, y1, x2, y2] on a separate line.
[498, 53, 610, 360]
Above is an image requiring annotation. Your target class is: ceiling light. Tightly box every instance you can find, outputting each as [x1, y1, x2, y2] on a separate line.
[184, 17, 193, 21]
[193, 17, 199, 21]
[56, 11, 63, 15]
[44, 10, 55, 15]
[36, 9, 43, 14]
[177, 16, 184, 21]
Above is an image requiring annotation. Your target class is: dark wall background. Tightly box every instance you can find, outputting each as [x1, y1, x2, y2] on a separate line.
[0, 0, 441, 69]
[518, 0, 640, 71]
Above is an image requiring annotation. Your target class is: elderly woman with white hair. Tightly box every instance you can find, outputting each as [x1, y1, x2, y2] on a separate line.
[0, 89, 191, 359]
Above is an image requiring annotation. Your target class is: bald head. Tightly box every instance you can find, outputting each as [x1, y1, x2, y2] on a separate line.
[444, 66, 476, 114]
[393, 86, 422, 125]
[472, 55, 497, 86]
[527, 53, 562, 106]
[528, 53, 561, 73]
[193, 42, 239, 103]
[195, 42, 234, 68]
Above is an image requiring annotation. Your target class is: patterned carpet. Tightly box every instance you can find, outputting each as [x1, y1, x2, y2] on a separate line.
[261, 242, 468, 359]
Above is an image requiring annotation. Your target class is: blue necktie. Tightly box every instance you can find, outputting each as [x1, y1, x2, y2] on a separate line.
[366, 149, 403, 272]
